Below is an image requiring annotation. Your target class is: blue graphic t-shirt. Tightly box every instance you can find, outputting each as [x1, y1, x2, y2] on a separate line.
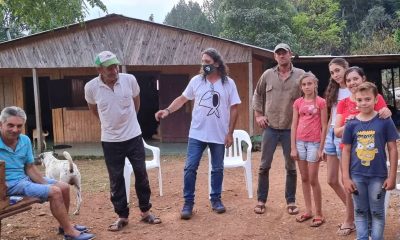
[182, 74, 241, 144]
[342, 115, 399, 177]
[0, 134, 34, 182]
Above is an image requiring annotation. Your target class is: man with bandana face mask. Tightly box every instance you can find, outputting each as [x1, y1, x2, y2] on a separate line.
[155, 48, 241, 220]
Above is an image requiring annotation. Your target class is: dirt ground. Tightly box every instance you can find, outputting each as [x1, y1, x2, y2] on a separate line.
[1, 148, 400, 240]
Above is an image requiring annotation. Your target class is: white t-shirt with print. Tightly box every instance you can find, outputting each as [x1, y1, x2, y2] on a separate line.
[84, 73, 142, 142]
[330, 87, 351, 126]
[182, 75, 241, 144]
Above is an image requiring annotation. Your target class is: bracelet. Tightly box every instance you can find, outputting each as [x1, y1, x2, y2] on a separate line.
[165, 108, 171, 114]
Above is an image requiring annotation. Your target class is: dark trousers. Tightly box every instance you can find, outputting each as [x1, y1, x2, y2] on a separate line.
[102, 135, 152, 218]
[257, 127, 297, 204]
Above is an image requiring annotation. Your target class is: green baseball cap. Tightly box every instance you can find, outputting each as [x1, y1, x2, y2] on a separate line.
[94, 51, 120, 67]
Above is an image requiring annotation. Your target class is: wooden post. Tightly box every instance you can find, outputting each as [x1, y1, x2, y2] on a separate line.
[0, 161, 8, 210]
[32, 68, 43, 152]
[248, 60, 254, 136]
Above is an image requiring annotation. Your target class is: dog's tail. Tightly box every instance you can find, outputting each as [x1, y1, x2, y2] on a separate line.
[63, 151, 74, 173]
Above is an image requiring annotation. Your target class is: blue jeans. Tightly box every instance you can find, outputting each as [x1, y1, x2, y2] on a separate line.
[183, 138, 225, 204]
[257, 127, 297, 204]
[351, 174, 386, 240]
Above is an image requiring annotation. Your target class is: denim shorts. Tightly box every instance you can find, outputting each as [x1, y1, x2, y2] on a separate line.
[324, 126, 342, 159]
[7, 176, 57, 201]
[296, 140, 320, 163]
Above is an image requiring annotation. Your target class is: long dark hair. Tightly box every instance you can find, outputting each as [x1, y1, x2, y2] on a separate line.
[200, 48, 229, 84]
[324, 58, 349, 108]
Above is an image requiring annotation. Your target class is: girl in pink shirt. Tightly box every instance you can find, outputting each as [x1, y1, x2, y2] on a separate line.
[290, 72, 328, 227]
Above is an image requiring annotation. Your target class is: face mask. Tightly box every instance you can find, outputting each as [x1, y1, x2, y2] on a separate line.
[202, 64, 216, 75]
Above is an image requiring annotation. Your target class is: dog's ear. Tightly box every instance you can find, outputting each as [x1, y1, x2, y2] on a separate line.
[52, 152, 59, 158]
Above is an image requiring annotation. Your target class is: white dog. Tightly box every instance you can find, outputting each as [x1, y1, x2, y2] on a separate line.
[32, 129, 49, 150]
[39, 151, 82, 215]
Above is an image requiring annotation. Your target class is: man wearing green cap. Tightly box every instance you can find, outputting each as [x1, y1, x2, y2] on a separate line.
[84, 51, 161, 232]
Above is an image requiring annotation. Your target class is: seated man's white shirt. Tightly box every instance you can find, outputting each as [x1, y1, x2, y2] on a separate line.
[85, 73, 142, 142]
[183, 75, 241, 144]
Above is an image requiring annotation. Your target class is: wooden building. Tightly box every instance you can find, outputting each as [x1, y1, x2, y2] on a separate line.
[1, 14, 399, 145]
[0, 14, 276, 144]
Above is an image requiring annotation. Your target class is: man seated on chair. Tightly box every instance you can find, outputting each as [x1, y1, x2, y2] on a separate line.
[0, 106, 95, 240]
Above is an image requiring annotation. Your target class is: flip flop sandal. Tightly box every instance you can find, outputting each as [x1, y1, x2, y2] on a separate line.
[108, 219, 128, 232]
[287, 205, 299, 215]
[310, 217, 325, 227]
[141, 214, 162, 224]
[296, 213, 313, 223]
[254, 204, 266, 214]
[336, 225, 356, 236]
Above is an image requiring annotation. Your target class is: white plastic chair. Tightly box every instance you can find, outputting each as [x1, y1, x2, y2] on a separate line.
[384, 160, 400, 217]
[208, 129, 253, 198]
[124, 140, 163, 204]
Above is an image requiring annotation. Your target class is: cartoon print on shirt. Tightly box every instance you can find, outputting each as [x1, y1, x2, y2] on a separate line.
[199, 90, 221, 118]
[355, 130, 378, 166]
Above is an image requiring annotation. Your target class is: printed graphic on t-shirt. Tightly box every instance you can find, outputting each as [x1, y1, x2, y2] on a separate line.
[199, 90, 220, 118]
[300, 104, 318, 116]
[356, 130, 378, 166]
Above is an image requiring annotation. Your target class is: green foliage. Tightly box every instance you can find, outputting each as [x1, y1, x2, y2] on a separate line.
[0, 0, 107, 42]
[164, 0, 214, 35]
[202, 0, 223, 35]
[351, 32, 400, 54]
[292, 0, 345, 55]
[219, 0, 298, 50]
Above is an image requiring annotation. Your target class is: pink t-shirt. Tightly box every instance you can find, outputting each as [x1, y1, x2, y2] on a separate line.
[294, 96, 326, 142]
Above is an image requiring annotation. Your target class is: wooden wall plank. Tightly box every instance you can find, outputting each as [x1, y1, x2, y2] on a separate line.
[0, 18, 252, 68]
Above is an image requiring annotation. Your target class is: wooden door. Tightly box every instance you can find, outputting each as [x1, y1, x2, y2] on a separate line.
[158, 74, 191, 142]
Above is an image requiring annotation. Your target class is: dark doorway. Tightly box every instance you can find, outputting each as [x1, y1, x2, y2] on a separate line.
[132, 72, 160, 140]
[24, 77, 53, 145]
[158, 74, 191, 142]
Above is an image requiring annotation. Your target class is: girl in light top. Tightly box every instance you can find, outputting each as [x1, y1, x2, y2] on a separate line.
[323, 58, 354, 236]
[291, 72, 327, 227]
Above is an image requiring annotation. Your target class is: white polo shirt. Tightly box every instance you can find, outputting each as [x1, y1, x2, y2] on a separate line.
[84, 73, 142, 142]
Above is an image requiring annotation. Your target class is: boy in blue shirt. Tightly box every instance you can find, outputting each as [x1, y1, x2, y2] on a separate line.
[342, 82, 398, 240]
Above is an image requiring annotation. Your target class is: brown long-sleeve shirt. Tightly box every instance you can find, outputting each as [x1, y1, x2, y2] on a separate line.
[252, 65, 305, 129]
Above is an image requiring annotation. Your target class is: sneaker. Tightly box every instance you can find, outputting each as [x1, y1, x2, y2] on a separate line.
[63, 232, 95, 240]
[58, 224, 88, 234]
[211, 199, 226, 214]
[180, 203, 193, 220]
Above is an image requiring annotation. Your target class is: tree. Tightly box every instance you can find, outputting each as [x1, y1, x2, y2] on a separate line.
[164, 0, 214, 34]
[0, 0, 107, 42]
[149, 14, 154, 22]
[202, 0, 223, 35]
[218, 0, 298, 51]
[291, 0, 345, 55]
[351, 6, 400, 54]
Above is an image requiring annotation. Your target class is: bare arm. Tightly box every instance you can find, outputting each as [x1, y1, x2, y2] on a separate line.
[383, 141, 398, 190]
[88, 103, 99, 119]
[133, 95, 140, 113]
[334, 114, 345, 138]
[225, 104, 239, 148]
[155, 95, 189, 121]
[25, 164, 46, 184]
[290, 107, 299, 161]
[319, 106, 328, 160]
[341, 144, 356, 193]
